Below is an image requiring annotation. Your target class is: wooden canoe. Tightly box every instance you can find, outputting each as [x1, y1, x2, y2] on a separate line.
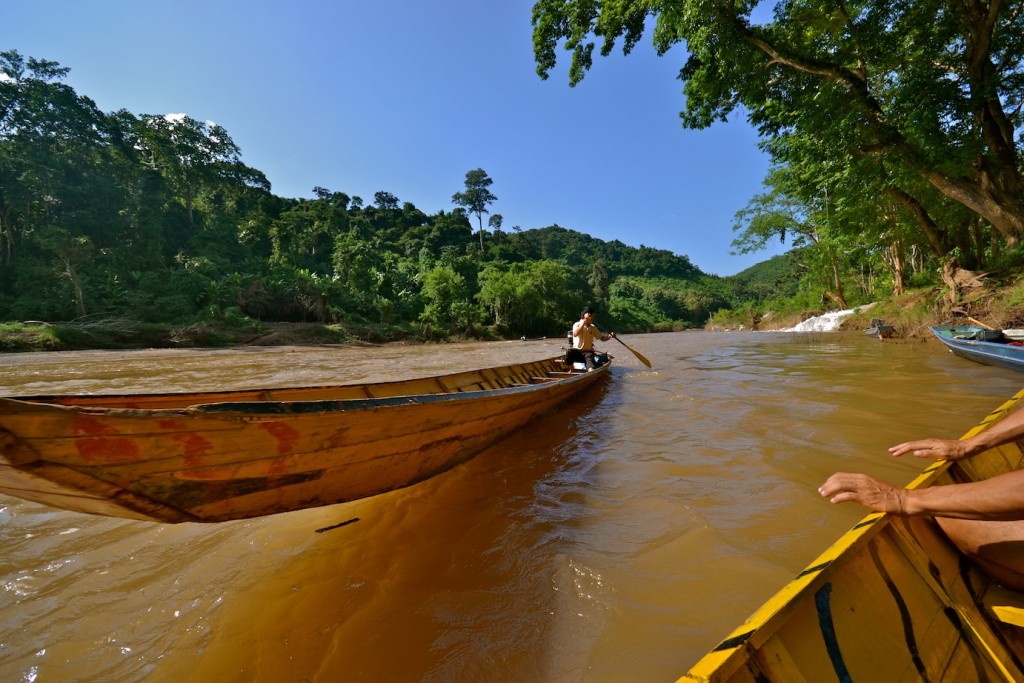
[682, 387, 1024, 683]
[0, 356, 610, 523]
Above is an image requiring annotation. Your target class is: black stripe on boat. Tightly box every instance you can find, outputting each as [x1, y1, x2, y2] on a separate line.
[797, 560, 832, 579]
[712, 629, 755, 652]
[814, 583, 852, 683]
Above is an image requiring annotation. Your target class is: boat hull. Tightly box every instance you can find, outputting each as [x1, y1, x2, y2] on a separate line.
[0, 356, 609, 523]
[931, 325, 1024, 373]
[682, 388, 1024, 682]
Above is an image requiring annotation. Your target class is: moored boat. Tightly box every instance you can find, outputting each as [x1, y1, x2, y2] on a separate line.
[0, 356, 610, 523]
[930, 325, 1024, 373]
[682, 387, 1024, 682]
[864, 317, 895, 339]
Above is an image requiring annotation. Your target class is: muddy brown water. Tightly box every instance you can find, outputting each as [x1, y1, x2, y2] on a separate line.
[1, 331, 1021, 682]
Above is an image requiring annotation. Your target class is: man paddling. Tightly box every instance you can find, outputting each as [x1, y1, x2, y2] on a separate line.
[571, 306, 615, 371]
[820, 408, 1024, 591]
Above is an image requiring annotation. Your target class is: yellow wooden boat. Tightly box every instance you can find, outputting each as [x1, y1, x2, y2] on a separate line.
[0, 356, 609, 523]
[682, 387, 1024, 682]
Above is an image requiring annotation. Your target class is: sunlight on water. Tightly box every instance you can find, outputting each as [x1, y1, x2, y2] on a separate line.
[1, 333, 1022, 681]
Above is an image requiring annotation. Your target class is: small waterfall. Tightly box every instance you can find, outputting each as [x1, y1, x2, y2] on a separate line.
[781, 305, 874, 332]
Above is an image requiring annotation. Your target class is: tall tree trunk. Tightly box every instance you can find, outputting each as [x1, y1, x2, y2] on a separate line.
[886, 240, 906, 297]
[924, 170, 1024, 243]
[64, 261, 86, 317]
[885, 187, 953, 257]
[0, 206, 13, 265]
[829, 261, 848, 309]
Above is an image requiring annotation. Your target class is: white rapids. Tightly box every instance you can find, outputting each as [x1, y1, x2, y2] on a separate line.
[781, 304, 876, 332]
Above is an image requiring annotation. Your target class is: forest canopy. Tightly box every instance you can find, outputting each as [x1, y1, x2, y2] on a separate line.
[0, 49, 760, 341]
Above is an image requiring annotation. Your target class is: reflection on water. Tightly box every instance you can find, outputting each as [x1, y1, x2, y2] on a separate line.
[1, 333, 1021, 681]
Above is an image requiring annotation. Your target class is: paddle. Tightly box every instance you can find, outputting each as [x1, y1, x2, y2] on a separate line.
[613, 335, 652, 368]
[967, 316, 996, 330]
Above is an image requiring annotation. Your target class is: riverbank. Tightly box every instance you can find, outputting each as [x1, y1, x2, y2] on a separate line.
[732, 273, 1024, 337]
[3, 276, 1023, 353]
[0, 319, 433, 353]
[844, 276, 1024, 336]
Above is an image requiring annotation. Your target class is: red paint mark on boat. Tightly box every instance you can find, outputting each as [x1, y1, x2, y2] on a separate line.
[171, 433, 214, 467]
[262, 422, 301, 454]
[73, 415, 119, 436]
[76, 437, 141, 463]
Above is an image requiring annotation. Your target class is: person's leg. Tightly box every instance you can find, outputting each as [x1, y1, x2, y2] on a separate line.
[937, 516, 1024, 590]
[583, 350, 595, 370]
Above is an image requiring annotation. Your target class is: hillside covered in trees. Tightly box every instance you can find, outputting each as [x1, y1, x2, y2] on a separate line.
[0, 50, 796, 345]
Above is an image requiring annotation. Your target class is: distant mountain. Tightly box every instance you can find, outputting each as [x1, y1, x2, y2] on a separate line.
[527, 225, 707, 281]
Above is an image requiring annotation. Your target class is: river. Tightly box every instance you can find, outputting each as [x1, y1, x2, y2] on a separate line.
[1, 329, 1021, 682]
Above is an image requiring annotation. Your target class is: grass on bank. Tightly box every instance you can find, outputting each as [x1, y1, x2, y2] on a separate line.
[0, 318, 427, 353]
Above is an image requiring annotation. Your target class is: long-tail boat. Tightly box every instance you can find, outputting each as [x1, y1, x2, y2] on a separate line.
[0, 356, 610, 523]
[931, 325, 1024, 373]
[682, 387, 1024, 682]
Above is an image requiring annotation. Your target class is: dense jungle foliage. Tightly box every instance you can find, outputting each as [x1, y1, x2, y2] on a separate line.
[1, 49, 805, 345]
[534, 0, 1024, 324]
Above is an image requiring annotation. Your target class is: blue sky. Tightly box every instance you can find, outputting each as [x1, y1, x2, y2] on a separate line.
[5, 1, 786, 276]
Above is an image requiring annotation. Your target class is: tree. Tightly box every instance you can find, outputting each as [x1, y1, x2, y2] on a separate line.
[532, 0, 1024, 243]
[35, 226, 94, 317]
[733, 168, 853, 308]
[588, 259, 611, 303]
[420, 263, 479, 334]
[374, 191, 399, 211]
[488, 213, 503, 234]
[135, 113, 265, 227]
[452, 168, 497, 250]
[478, 260, 579, 335]
[271, 197, 347, 273]
[0, 50, 107, 266]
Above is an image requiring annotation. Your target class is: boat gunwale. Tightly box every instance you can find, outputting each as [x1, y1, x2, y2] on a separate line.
[0, 355, 605, 415]
[683, 386, 1024, 682]
[931, 326, 1013, 348]
[192, 363, 608, 415]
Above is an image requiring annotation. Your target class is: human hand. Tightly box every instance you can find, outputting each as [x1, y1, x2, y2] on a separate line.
[888, 438, 969, 461]
[818, 472, 909, 515]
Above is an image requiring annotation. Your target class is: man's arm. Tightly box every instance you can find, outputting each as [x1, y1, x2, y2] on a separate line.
[890, 408, 1024, 462]
[820, 470, 1024, 521]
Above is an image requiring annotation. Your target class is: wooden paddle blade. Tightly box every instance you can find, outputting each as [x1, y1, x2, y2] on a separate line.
[624, 343, 652, 368]
[615, 336, 652, 368]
